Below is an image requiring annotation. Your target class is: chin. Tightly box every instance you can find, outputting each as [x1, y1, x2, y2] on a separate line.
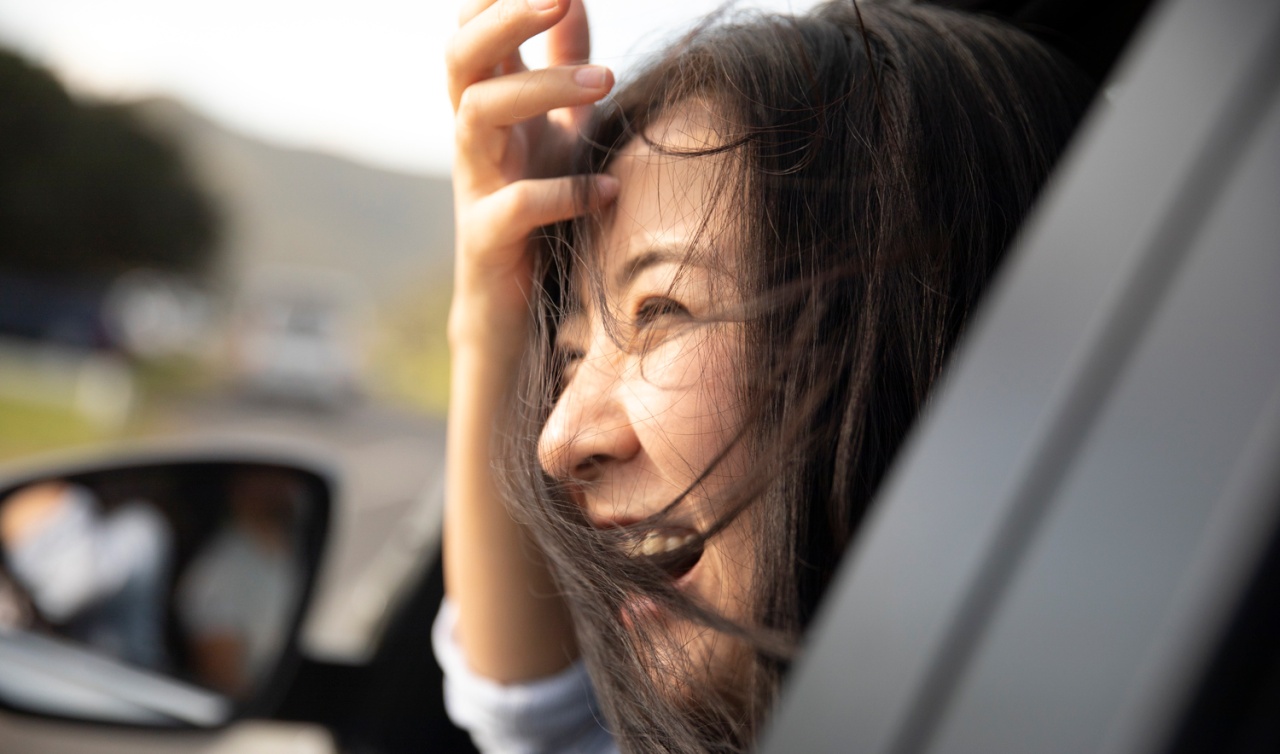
[637, 612, 756, 714]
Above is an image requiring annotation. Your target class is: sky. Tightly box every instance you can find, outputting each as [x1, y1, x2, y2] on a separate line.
[0, 0, 822, 176]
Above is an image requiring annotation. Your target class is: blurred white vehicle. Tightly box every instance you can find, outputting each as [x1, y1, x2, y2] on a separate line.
[230, 273, 366, 409]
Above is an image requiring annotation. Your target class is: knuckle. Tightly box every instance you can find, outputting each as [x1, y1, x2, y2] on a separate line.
[455, 88, 484, 128]
[503, 182, 536, 217]
[471, 194, 520, 245]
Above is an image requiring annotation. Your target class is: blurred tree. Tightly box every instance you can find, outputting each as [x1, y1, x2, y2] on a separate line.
[0, 49, 219, 282]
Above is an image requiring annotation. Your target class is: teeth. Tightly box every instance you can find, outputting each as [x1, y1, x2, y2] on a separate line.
[630, 531, 697, 558]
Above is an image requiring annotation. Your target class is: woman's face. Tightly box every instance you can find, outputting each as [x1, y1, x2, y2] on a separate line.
[537, 107, 756, 694]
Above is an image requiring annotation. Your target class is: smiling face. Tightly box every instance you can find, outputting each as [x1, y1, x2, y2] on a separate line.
[515, 7, 1091, 750]
[536, 106, 758, 697]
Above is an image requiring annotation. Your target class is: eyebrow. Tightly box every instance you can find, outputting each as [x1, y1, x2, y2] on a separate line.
[613, 245, 724, 289]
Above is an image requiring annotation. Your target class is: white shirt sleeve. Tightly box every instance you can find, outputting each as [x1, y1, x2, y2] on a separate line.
[432, 598, 617, 754]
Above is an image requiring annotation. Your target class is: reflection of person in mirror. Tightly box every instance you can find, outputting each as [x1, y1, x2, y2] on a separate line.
[0, 562, 37, 631]
[0, 481, 172, 668]
[177, 468, 303, 696]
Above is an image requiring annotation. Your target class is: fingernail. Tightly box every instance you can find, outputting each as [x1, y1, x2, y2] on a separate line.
[527, 0, 558, 11]
[595, 175, 620, 201]
[574, 65, 609, 89]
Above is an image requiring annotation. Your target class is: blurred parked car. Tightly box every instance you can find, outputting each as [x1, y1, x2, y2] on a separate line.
[229, 271, 366, 410]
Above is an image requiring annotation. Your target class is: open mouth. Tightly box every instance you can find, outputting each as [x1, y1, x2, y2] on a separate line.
[625, 527, 704, 581]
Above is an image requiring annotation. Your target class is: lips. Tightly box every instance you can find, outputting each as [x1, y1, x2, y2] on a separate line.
[624, 526, 704, 581]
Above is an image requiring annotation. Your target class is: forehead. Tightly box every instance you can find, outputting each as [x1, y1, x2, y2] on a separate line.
[598, 104, 736, 276]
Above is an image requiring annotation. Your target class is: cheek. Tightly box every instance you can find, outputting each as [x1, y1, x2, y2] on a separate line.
[629, 328, 745, 484]
[701, 511, 757, 612]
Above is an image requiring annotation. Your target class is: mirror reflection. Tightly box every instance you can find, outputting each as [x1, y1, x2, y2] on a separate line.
[0, 461, 324, 726]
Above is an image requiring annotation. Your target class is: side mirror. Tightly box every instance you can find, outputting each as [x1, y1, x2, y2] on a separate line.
[0, 455, 331, 728]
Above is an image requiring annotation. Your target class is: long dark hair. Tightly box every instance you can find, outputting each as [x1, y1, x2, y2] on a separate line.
[503, 2, 1091, 751]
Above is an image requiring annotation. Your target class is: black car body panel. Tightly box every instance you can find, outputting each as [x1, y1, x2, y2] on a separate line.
[761, 0, 1280, 751]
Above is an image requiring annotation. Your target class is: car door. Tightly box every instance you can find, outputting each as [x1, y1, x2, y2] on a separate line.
[762, 0, 1280, 751]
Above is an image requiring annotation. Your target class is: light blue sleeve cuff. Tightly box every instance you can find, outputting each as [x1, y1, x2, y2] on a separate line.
[432, 597, 616, 754]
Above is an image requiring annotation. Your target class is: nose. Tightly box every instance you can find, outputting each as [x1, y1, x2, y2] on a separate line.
[537, 350, 641, 483]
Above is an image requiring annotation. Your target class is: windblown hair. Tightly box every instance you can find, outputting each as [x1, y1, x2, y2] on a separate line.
[503, 2, 1091, 751]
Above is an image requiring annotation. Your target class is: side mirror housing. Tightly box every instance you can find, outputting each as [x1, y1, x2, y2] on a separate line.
[0, 450, 332, 729]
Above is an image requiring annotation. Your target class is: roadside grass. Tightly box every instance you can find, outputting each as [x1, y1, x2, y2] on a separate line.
[368, 280, 451, 417]
[0, 353, 211, 465]
[132, 354, 218, 403]
[0, 396, 108, 462]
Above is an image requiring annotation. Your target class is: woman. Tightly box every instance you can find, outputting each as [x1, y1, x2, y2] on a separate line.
[440, 1, 1090, 751]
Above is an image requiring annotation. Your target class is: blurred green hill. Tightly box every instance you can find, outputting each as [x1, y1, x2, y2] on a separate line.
[129, 98, 457, 415]
[129, 96, 454, 299]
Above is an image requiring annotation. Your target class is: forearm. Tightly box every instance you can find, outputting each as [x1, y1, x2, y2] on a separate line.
[444, 313, 578, 683]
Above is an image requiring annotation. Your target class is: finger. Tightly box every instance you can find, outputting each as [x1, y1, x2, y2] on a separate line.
[498, 50, 526, 76]
[456, 65, 612, 190]
[456, 65, 612, 136]
[447, 0, 569, 109]
[467, 175, 620, 250]
[457, 0, 496, 27]
[547, 104, 593, 136]
[547, 0, 590, 67]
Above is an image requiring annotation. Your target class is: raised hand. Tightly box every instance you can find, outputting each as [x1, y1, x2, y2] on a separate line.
[447, 0, 616, 348]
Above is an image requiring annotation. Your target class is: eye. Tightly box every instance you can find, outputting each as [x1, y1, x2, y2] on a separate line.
[634, 296, 689, 327]
[556, 346, 585, 365]
[553, 345, 584, 397]
[554, 315, 588, 374]
[554, 344, 585, 380]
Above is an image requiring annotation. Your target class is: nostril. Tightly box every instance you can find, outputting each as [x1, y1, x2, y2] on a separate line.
[573, 454, 610, 480]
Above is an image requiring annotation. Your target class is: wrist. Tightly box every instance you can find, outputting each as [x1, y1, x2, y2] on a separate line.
[448, 295, 530, 359]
